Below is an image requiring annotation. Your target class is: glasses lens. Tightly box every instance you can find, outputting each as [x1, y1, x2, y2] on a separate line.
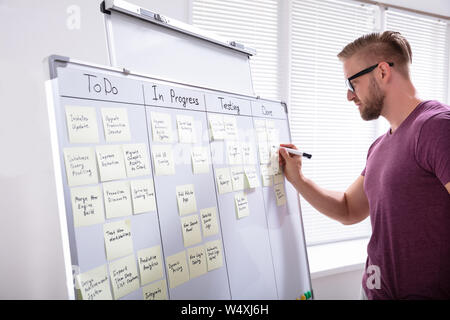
[345, 79, 354, 92]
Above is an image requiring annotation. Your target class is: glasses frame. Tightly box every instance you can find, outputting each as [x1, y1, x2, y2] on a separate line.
[346, 62, 394, 92]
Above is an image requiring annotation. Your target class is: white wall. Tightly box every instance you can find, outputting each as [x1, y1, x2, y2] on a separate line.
[0, 0, 447, 299]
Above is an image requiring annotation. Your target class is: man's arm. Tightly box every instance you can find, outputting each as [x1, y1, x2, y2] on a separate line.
[279, 144, 369, 225]
[445, 182, 450, 194]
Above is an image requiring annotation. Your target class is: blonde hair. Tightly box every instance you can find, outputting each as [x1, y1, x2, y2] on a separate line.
[337, 31, 412, 78]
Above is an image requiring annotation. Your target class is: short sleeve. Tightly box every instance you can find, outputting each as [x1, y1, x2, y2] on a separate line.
[415, 111, 450, 186]
[362, 134, 385, 177]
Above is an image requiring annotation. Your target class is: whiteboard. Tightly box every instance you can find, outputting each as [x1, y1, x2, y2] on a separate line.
[47, 57, 312, 299]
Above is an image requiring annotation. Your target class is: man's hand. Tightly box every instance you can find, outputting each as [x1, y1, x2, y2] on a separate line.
[279, 143, 304, 187]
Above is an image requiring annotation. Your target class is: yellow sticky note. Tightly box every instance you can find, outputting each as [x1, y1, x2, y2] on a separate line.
[142, 279, 168, 300]
[152, 145, 175, 176]
[242, 142, 256, 165]
[227, 141, 243, 165]
[205, 239, 223, 271]
[260, 164, 273, 187]
[166, 251, 190, 289]
[200, 207, 219, 238]
[109, 254, 140, 299]
[176, 184, 197, 216]
[234, 192, 250, 219]
[177, 115, 196, 143]
[180, 214, 202, 247]
[191, 147, 209, 174]
[70, 185, 105, 227]
[208, 114, 225, 140]
[95, 144, 127, 182]
[137, 245, 163, 286]
[151, 111, 173, 143]
[273, 171, 284, 185]
[130, 179, 156, 214]
[187, 245, 207, 279]
[76, 264, 112, 300]
[65, 105, 99, 144]
[223, 115, 238, 140]
[101, 107, 131, 142]
[103, 219, 133, 261]
[230, 166, 245, 191]
[103, 180, 132, 219]
[122, 143, 151, 177]
[63, 147, 98, 187]
[274, 183, 287, 206]
[244, 166, 260, 189]
[215, 167, 233, 194]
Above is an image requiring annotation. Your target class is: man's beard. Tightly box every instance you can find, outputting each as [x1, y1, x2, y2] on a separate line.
[359, 77, 385, 121]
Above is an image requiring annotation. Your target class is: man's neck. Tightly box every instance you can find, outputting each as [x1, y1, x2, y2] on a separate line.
[381, 82, 422, 133]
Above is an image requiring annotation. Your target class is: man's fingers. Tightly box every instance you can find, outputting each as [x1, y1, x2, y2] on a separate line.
[279, 143, 298, 150]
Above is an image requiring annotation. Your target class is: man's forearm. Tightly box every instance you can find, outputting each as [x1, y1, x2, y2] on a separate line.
[293, 175, 350, 224]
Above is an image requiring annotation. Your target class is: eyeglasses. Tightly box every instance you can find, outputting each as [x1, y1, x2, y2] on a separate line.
[345, 62, 394, 92]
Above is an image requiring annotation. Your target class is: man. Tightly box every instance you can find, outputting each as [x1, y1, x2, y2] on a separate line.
[279, 31, 450, 299]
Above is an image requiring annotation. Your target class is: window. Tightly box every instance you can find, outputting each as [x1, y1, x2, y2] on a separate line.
[290, 0, 375, 245]
[192, 0, 280, 100]
[385, 8, 449, 102]
[192, 0, 449, 246]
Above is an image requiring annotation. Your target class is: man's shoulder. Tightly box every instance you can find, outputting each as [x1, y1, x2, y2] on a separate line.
[414, 100, 450, 128]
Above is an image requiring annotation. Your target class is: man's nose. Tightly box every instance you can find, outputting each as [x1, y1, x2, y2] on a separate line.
[347, 89, 356, 101]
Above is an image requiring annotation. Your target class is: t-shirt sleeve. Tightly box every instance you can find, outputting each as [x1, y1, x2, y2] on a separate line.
[362, 135, 384, 176]
[415, 111, 450, 187]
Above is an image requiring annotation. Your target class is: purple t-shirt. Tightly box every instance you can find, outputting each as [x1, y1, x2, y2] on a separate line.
[361, 100, 450, 300]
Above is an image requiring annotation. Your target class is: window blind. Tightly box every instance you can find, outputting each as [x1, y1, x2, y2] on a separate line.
[191, 0, 280, 100]
[385, 9, 449, 103]
[290, 0, 376, 245]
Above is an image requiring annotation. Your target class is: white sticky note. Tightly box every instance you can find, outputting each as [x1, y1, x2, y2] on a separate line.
[223, 115, 238, 140]
[151, 112, 173, 143]
[244, 166, 260, 189]
[191, 147, 209, 174]
[142, 279, 168, 300]
[137, 245, 164, 286]
[130, 179, 156, 214]
[260, 164, 273, 187]
[177, 115, 196, 143]
[230, 166, 245, 191]
[274, 183, 287, 206]
[166, 251, 189, 289]
[215, 167, 233, 194]
[103, 180, 132, 219]
[101, 107, 131, 142]
[122, 144, 151, 177]
[227, 141, 243, 165]
[235, 192, 250, 219]
[205, 239, 223, 271]
[70, 185, 105, 227]
[63, 147, 98, 187]
[208, 114, 225, 140]
[109, 254, 140, 299]
[187, 245, 207, 279]
[200, 207, 219, 238]
[176, 184, 197, 216]
[65, 105, 99, 144]
[103, 219, 133, 261]
[152, 145, 175, 176]
[96, 145, 127, 182]
[76, 264, 112, 300]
